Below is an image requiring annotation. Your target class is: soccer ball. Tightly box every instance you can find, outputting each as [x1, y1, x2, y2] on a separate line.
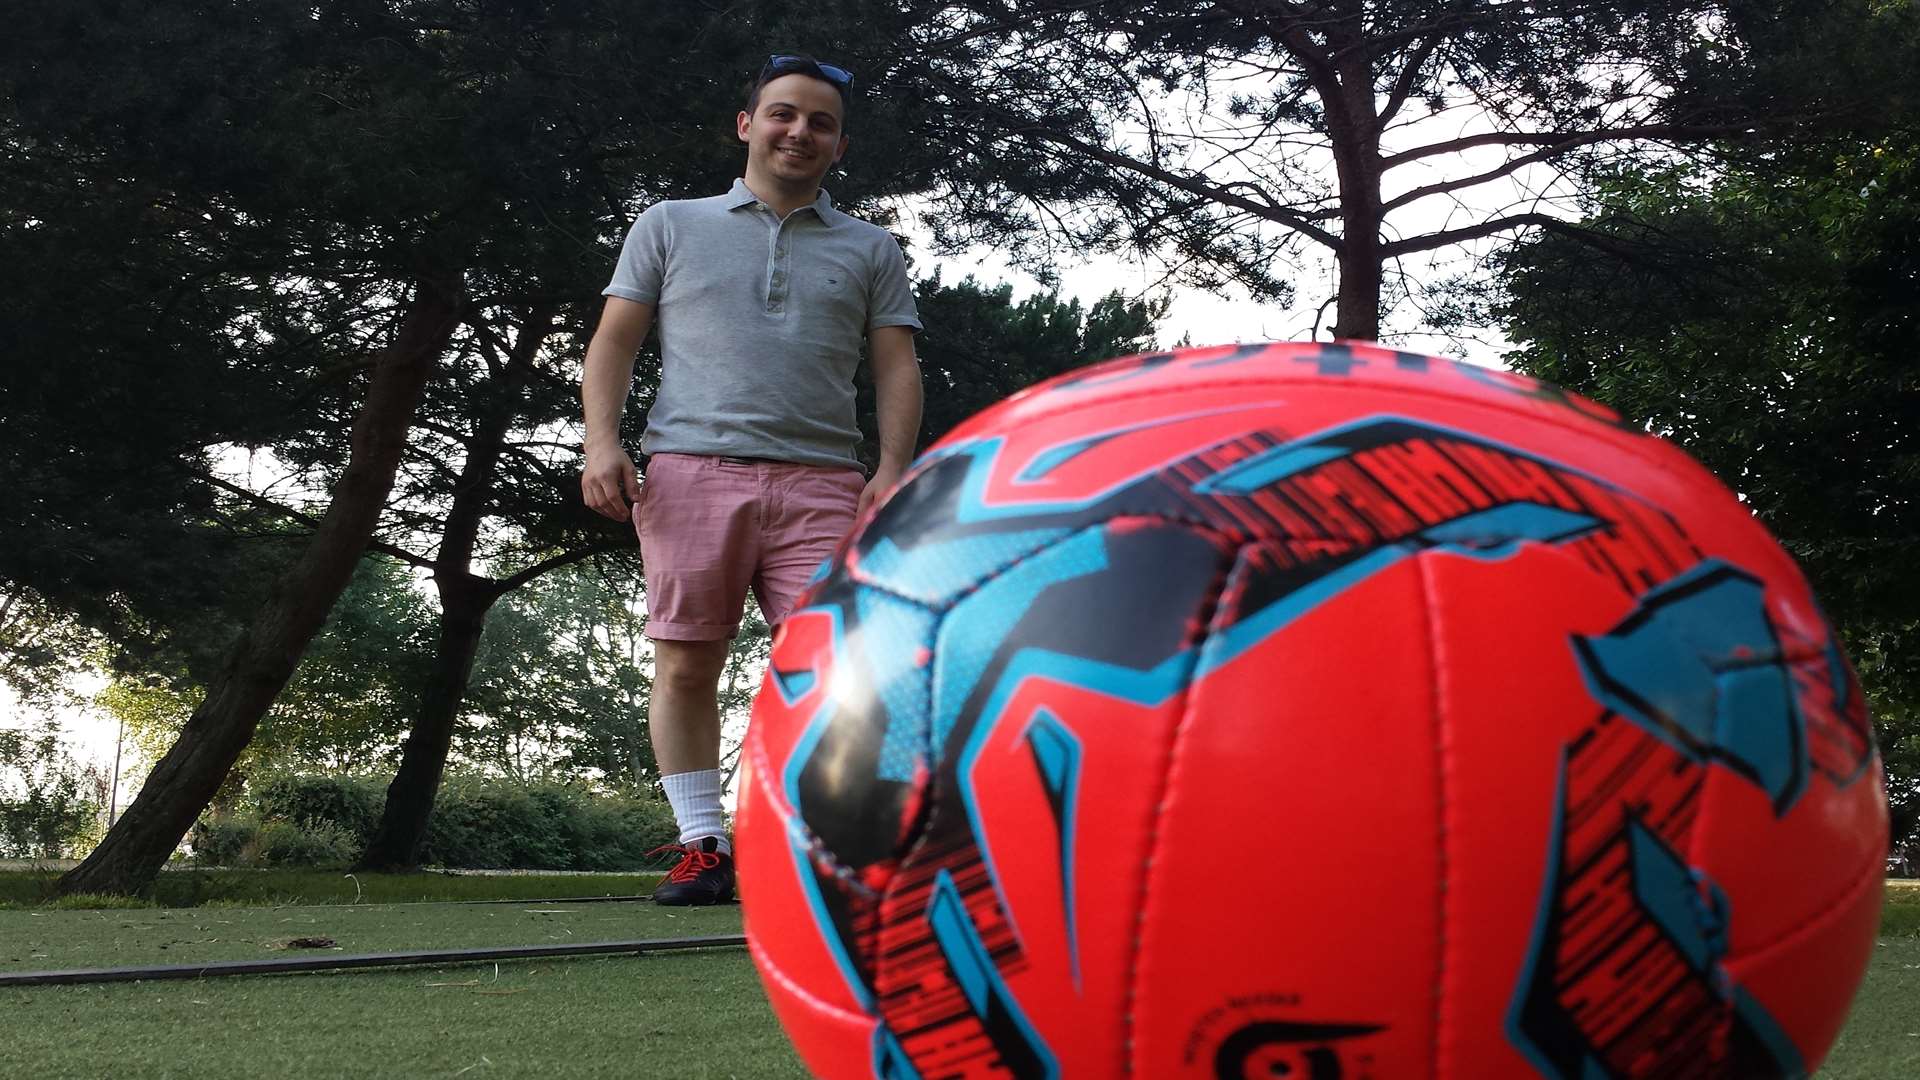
[736, 342, 1885, 1079]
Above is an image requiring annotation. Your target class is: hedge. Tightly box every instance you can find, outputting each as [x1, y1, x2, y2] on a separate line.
[189, 772, 682, 870]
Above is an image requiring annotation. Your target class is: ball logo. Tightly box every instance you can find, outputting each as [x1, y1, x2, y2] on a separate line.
[1205, 1018, 1386, 1080]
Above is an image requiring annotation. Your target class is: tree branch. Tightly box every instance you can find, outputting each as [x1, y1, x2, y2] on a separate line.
[995, 110, 1344, 250]
[494, 543, 626, 595]
[1381, 138, 1579, 214]
[1377, 32, 1444, 130]
[194, 469, 435, 571]
[1382, 121, 1757, 170]
[1377, 209, 1673, 259]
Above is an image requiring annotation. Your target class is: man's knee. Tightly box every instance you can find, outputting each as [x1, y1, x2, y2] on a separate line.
[653, 639, 730, 693]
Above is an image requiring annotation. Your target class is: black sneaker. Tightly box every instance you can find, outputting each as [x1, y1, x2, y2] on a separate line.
[649, 837, 736, 905]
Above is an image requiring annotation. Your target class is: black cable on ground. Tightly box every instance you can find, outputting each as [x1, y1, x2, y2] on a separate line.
[449, 893, 654, 905]
[0, 934, 747, 987]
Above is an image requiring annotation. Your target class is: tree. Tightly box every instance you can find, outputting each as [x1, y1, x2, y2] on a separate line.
[1498, 134, 1920, 850]
[10, 1, 957, 879]
[898, 0, 1897, 341]
[452, 560, 654, 785]
[877, 273, 1167, 455]
[0, 93, 323, 690]
[4, 0, 770, 895]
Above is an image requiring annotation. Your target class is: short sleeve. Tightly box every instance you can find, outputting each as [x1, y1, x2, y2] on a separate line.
[865, 235, 923, 334]
[604, 204, 669, 304]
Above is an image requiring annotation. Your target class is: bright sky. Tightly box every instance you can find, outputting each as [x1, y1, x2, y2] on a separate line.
[912, 239, 1513, 365]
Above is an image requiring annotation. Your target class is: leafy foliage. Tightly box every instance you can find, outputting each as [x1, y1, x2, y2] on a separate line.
[1501, 137, 1920, 849]
[871, 273, 1167, 459]
[0, 584, 104, 709]
[187, 770, 677, 869]
[0, 723, 106, 859]
[103, 556, 435, 775]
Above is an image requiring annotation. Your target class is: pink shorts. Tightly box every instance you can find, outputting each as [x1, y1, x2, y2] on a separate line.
[633, 453, 865, 641]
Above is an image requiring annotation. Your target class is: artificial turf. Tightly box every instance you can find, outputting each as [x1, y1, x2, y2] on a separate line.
[1, 875, 1915, 1077]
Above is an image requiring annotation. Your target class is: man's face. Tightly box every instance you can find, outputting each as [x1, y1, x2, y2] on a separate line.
[737, 73, 848, 189]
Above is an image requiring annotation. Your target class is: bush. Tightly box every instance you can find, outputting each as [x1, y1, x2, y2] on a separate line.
[187, 771, 684, 869]
[423, 778, 565, 869]
[254, 820, 357, 868]
[188, 818, 261, 867]
[0, 726, 105, 859]
[545, 787, 680, 871]
[424, 779, 679, 870]
[245, 772, 384, 847]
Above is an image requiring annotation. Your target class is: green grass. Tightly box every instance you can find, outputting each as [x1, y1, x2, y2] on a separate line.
[3, 948, 802, 1079]
[0, 868, 664, 910]
[1, 876, 1915, 1077]
[1820, 936, 1920, 1078]
[1879, 878, 1920, 937]
[0, 899, 743, 974]
[0, 898, 802, 1079]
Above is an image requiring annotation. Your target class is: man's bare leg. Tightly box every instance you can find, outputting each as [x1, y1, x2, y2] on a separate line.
[649, 638, 731, 775]
[647, 638, 737, 904]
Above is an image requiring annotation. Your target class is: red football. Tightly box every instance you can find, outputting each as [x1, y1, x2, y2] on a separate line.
[736, 342, 1885, 1079]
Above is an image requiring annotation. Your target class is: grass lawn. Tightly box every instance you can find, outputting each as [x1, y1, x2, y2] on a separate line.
[1, 872, 1914, 1077]
[0, 867, 665, 910]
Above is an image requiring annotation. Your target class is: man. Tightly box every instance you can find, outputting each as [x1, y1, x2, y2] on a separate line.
[579, 55, 923, 905]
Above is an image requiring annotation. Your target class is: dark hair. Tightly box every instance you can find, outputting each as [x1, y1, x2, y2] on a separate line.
[745, 54, 853, 125]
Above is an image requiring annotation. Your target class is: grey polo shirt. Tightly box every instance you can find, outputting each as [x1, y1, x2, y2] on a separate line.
[604, 179, 922, 469]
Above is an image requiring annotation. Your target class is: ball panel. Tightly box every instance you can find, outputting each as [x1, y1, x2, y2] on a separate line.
[1721, 853, 1886, 1075]
[1692, 749, 1888, 958]
[738, 607, 883, 1029]
[938, 343, 1631, 460]
[1131, 554, 1442, 1078]
[858, 520, 1233, 1076]
[1418, 545, 1642, 1077]
[870, 675, 1191, 1077]
[746, 930, 884, 1079]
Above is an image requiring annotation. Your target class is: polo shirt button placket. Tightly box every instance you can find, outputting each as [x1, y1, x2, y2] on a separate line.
[768, 218, 792, 314]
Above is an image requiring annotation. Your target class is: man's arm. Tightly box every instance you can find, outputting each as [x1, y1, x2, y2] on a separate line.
[862, 324, 923, 516]
[580, 296, 655, 521]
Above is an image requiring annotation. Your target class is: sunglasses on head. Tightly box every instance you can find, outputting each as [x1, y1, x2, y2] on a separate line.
[765, 54, 854, 90]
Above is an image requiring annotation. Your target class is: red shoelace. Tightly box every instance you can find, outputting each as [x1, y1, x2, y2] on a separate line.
[648, 842, 723, 883]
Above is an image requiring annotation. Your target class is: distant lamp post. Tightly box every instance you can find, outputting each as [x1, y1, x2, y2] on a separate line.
[106, 712, 124, 828]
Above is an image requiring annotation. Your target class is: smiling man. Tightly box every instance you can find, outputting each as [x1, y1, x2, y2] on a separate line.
[579, 54, 923, 905]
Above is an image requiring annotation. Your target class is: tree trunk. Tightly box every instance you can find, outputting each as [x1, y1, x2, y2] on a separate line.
[1333, 232, 1383, 342]
[357, 571, 496, 871]
[56, 271, 463, 897]
[1329, 28, 1385, 343]
[356, 307, 553, 871]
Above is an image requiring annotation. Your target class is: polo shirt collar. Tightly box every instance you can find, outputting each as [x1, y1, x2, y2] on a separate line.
[726, 179, 840, 226]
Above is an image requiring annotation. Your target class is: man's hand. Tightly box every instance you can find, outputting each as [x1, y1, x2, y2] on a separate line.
[858, 459, 907, 519]
[578, 296, 654, 522]
[862, 325, 922, 520]
[582, 442, 641, 521]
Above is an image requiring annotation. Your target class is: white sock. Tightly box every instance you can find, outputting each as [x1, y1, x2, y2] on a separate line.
[661, 769, 729, 855]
